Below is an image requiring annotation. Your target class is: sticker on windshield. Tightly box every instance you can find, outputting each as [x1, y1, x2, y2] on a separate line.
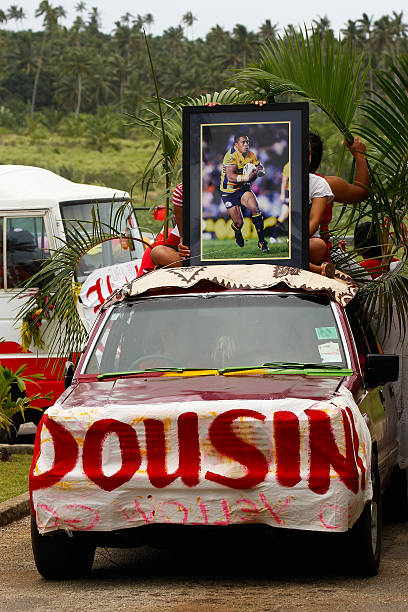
[318, 341, 342, 363]
[315, 327, 338, 340]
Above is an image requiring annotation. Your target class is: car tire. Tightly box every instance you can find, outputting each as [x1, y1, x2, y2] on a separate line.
[343, 451, 382, 577]
[383, 465, 408, 522]
[31, 513, 96, 580]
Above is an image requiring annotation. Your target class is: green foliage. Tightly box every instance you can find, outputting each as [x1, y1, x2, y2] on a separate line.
[84, 109, 119, 151]
[0, 362, 48, 435]
[15, 204, 147, 362]
[234, 27, 368, 143]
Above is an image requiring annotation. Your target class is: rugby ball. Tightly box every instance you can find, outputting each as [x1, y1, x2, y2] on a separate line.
[243, 162, 256, 181]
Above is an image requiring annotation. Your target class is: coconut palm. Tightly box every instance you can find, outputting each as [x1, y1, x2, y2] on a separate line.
[182, 11, 197, 40]
[259, 20, 279, 43]
[31, 1, 66, 116]
[7, 5, 26, 28]
[0, 10, 7, 24]
[62, 47, 93, 116]
[144, 13, 154, 34]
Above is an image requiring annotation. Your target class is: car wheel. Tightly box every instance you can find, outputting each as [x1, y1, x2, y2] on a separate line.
[383, 465, 408, 522]
[344, 451, 382, 577]
[31, 513, 96, 580]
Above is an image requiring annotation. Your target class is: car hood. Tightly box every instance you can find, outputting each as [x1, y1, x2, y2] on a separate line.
[62, 374, 344, 409]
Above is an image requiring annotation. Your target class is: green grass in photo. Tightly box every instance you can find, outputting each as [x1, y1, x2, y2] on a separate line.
[0, 454, 32, 503]
[202, 237, 290, 261]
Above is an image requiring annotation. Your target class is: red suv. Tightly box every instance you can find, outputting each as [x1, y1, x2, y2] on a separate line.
[30, 265, 403, 579]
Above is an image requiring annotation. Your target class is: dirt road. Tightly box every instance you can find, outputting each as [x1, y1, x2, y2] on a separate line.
[1, 516, 408, 611]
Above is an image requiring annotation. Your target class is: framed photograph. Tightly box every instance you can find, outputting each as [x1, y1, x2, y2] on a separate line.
[182, 102, 309, 268]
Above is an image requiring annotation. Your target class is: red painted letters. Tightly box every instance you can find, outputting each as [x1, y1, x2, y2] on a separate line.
[144, 412, 200, 488]
[83, 419, 141, 491]
[205, 409, 269, 489]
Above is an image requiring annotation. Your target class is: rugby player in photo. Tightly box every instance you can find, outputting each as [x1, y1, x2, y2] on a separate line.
[220, 133, 269, 252]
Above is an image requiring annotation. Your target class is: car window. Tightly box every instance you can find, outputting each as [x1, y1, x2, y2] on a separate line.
[1, 216, 50, 289]
[84, 293, 348, 374]
[60, 200, 144, 283]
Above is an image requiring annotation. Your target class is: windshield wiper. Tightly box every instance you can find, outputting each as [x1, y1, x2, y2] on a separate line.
[98, 367, 184, 380]
[97, 367, 220, 380]
[220, 363, 353, 377]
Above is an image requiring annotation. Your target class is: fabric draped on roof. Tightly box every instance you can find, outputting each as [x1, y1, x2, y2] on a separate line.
[104, 264, 358, 308]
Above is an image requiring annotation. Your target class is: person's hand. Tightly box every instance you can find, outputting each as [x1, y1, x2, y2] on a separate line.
[178, 243, 191, 258]
[251, 100, 267, 106]
[205, 102, 220, 107]
[248, 167, 258, 181]
[280, 194, 286, 203]
[346, 137, 366, 156]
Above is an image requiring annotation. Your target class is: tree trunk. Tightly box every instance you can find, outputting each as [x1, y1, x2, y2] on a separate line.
[75, 71, 82, 117]
[31, 31, 47, 117]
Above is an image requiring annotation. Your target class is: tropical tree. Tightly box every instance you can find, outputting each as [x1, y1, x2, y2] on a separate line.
[31, 0, 66, 116]
[182, 11, 197, 40]
[0, 10, 7, 25]
[341, 20, 362, 47]
[144, 13, 154, 33]
[259, 20, 279, 43]
[7, 5, 26, 28]
[63, 47, 93, 116]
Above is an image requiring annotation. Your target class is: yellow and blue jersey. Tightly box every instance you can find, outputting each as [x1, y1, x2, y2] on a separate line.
[220, 145, 260, 194]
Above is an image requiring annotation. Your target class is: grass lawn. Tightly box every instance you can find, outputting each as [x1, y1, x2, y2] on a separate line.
[202, 237, 290, 261]
[0, 454, 32, 503]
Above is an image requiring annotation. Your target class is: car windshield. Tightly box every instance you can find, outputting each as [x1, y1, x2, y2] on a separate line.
[84, 293, 348, 375]
[60, 200, 144, 283]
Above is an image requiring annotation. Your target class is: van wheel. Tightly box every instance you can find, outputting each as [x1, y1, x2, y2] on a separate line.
[31, 513, 96, 580]
[383, 465, 408, 522]
[344, 452, 382, 576]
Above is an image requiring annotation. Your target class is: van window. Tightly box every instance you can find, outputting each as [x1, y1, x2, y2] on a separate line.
[60, 200, 144, 284]
[1, 215, 50, 290]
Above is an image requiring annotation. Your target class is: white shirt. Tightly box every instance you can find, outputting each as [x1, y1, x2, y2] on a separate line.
[309, 174, 334, 204]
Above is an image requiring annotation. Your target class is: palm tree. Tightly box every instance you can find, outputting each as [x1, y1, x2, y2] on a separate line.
[181, 11, 197, 40]
[31, 1, 66, 116]
[312, 15, 333, 36]
[144, 13, 154, 34]
[341, 20, 362, 47]
[357, 13, 374, 92]
[259, 20, 279, 43]
[87, 6, 100, 34]
[390, 11, 408, 56]
[7, 5, 26, 28]
[63, 47, 93, 116]
[0, 10, 7, 25]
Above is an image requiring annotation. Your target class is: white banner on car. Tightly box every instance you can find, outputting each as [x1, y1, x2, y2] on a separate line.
[78, 260, 142, 330]
[31, 389, 372, 535]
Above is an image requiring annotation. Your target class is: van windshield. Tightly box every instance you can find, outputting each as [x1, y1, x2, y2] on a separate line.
[84, 293, 348, 375]
[60, 200, 144, 283]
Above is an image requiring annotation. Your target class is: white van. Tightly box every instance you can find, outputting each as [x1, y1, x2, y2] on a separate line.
[0, 165, 144, 429]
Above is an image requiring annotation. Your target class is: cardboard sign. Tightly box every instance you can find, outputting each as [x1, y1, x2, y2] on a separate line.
[31, 389, 371, 535]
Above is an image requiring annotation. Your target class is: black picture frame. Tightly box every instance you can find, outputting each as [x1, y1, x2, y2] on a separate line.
[182, 102, 309, 269]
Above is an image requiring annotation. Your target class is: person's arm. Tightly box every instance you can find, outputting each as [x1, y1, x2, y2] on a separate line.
[309, 197, 328, 237]
[174, 205, 183, 241]
[280, 175, 289, 201]
[226, 164, 257, 183]
[325, 137, 370, 204]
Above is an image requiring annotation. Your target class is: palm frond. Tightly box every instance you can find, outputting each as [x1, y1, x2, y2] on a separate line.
[233, 27, 368, 142]
[14, 202, 141, 367]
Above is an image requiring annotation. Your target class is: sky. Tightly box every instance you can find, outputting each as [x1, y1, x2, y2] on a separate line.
[3, 0, 406, 36]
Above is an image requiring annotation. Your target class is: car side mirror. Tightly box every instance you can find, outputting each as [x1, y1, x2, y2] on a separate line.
[64, 361, 75, 389]
[364, 354, 399, 388]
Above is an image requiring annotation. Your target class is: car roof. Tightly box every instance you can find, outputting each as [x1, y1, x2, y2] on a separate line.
[104, 264, 358, 309]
